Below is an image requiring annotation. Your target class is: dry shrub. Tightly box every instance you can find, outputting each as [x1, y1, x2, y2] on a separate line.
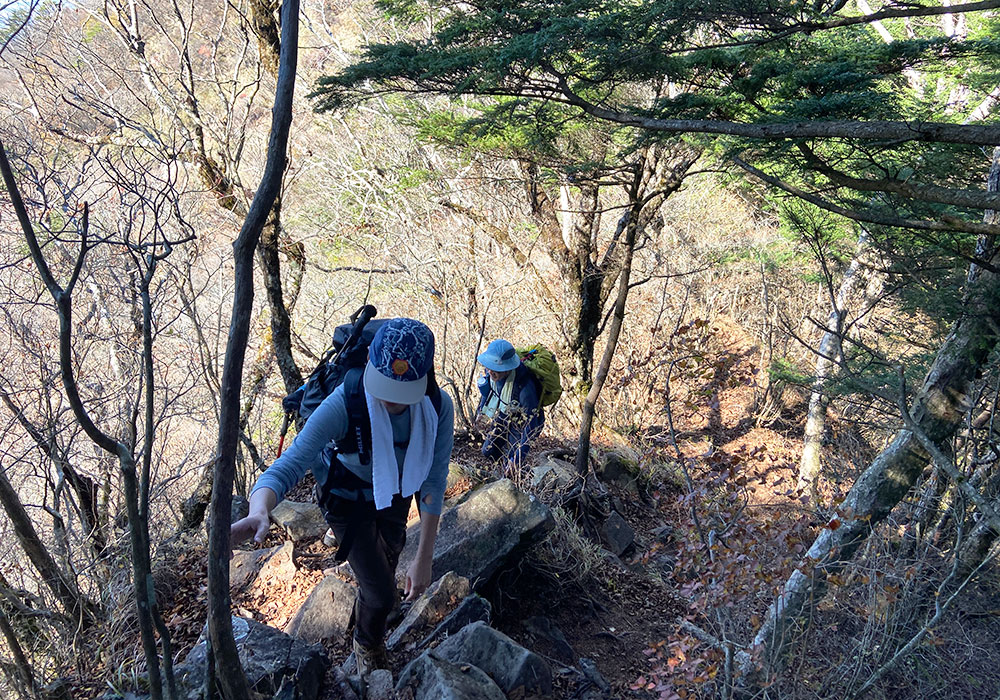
[524, 506, 608, 594]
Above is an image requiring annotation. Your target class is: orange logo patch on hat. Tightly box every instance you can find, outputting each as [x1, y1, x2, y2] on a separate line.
[391, 358, 410, 376]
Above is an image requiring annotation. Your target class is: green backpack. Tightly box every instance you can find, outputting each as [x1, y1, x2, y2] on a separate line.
[516, 344, 563, 407]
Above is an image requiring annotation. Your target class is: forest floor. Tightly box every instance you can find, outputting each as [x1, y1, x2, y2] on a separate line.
[156, 441, 693, 699]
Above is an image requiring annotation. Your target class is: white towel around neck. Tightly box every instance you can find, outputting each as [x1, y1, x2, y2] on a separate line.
[366, 390, 438, 510]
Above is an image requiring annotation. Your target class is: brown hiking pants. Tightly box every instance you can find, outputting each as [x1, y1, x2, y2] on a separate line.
[321, 491, 411, 648]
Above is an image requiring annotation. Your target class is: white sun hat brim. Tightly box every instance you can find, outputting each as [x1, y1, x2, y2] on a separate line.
[363, 361, 428, 405]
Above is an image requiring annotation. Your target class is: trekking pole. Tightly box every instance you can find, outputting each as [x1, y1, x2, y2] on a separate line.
[276, 412, 292, 457]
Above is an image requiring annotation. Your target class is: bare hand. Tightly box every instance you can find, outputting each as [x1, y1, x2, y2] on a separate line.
[230, 512, 270, 557]
[404, 557, 432, 601]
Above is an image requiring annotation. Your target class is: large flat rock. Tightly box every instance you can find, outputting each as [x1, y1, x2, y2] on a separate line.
[397, 479, 554, 589]
[386, 571, 470, 651]
[230, 541, 296, 592]
[270, 500, 328, 542]
[434, 620, 552, 696]
[396, 651, 506, 700]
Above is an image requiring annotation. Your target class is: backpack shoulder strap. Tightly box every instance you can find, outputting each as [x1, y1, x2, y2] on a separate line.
[334, 367, 372, 465]
[514, 362, 540, 396]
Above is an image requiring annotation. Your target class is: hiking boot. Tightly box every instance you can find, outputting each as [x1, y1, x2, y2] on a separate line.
[353, 637, 389, 678]
[323, 528, 338, 548]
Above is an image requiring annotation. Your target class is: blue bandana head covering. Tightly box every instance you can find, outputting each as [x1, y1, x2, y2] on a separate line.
[364, 318, 435, 404]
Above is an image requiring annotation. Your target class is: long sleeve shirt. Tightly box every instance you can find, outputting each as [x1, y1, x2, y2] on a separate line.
[253, 384, 455, 515]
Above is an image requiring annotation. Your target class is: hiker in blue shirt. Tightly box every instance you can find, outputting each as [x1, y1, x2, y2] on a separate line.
[476, 339, 544, 470]
[231, 318, 454, 685]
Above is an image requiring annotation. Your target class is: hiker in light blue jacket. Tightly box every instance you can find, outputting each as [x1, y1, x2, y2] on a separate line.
[476, 339, 544, 469]
[231, 318, 454, 686]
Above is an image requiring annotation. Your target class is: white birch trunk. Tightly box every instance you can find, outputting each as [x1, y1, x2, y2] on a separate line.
[797, 229, 870, 498]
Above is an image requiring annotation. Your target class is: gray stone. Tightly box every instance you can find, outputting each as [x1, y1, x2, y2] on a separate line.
[396, 651, 506, 700]
[397, 479, 554, 589]
[232, 495, 250, 524]
[386, 571, 470, 651]
[651, 523, 674, 543]
[600, 511, 635, 557]
[598, 450, 644, 497]
[271, 500, 329, 542]
[523, 615, 575, 665]
[598, 449, 638, 481]
[434, 620, 552, 696]
[366, 669, 394, 700]
[175, 616, 325, 700]
[230, 541, 296, 592]
[201, 495, 250, 536]
[531, 456, 578, 490]
[284, 573, 358, 643]
[258, 541, 297, 580]
[417, 595, 492, 651]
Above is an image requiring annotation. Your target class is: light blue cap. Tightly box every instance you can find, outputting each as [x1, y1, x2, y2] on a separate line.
[477, 339, 520, 372]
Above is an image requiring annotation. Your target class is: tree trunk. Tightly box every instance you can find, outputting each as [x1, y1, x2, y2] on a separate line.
[257, 197, 303, 395]
[575, 213, 636, 473]
[956, 470, 1000, 572]
[205, 2, 298, 697]
[952, 146, 1000, 572]
[119, 454, 164, 700]
[0, 605, 37, 699]
[574, 145, 698, 472]
[249, 0, 282, 78]
[797, 229, 871, 499]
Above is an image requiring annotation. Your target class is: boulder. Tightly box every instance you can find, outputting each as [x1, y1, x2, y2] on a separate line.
[232, 495, 250, 524]
[284, 573, 358, 643]
[598, 449, 639, 481]
[433, 620, 552, 696]
[598, 450, 643, 497]
[600, 511, 635, 557]
[651, 523, 674, 544]
[230, 541, 296, 592]
[175, 617, 325, 700]
[270, 500, 328, 542]
[366, 669, 394, 700]
[397, 479, 554, 589]
[531, 456, 578, 490]
[396, 651, 506, 700]
[386, 572, 470, 651]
